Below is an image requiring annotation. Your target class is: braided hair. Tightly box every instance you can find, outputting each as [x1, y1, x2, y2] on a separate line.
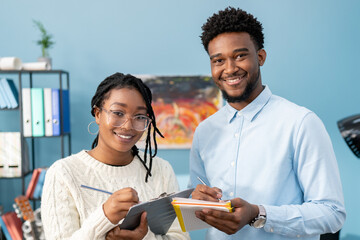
[90, 73, 164, 182]
[200, 6, 264, 53]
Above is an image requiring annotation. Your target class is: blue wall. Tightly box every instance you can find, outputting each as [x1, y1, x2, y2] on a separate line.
[1, 1, 360, 239]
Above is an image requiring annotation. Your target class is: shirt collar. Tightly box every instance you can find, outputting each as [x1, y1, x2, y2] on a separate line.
[225, 85, 272, 123]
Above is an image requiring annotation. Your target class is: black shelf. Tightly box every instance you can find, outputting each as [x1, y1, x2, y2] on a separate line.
[0, 70, 68, 74]
[0, 107, 20, 110]
[0, 70, 72, 201]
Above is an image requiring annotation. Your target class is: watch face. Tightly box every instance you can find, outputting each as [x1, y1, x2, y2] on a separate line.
[253, 217, 266, 228]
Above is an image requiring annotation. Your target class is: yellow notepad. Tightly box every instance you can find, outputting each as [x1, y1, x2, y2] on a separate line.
[171, 197, 233, 232]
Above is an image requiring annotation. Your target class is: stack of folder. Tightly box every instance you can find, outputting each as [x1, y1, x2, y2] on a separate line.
[171, 197, 233, 232]
[0, 78, 18, 109]
[22, 88, 70, 137]
[0, 132, 29, 178]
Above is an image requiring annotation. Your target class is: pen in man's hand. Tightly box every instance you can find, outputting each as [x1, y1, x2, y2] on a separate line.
[197, 176, 222, 200]
[197, 176, 207, 186]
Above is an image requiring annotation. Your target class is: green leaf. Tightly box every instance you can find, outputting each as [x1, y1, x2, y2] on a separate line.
[33, 19, 55, 57]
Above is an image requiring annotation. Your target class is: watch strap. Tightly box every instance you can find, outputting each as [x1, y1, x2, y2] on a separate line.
[249, 205, 266, 228]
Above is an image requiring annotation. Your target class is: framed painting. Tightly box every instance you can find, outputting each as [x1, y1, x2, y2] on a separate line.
[138, 75, 223, 149]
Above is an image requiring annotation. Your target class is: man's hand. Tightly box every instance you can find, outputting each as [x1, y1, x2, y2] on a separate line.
[103, 187, 139, 224]
[195, 197, 259, 235]
[192, 184, 222, 202]
[106, 212, 148, 240]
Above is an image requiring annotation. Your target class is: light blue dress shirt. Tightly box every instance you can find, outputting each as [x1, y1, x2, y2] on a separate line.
[189, 86, 346, 240]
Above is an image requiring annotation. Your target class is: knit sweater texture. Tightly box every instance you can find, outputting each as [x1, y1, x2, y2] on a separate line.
[41, 150, 190, 240]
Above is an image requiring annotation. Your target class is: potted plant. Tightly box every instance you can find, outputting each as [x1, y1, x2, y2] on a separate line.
[33, 20, 55, 68]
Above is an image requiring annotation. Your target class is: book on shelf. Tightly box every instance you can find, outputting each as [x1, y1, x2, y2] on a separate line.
[0, 84, 7, 109]
[0, 215, 12, 240]
[171, 197, 233, 232]
[0, 78, 18, 109]
[32, 168, 47, 199]
[25, 168, 42, 199]
[1, 212, 22, 240]
[0, 132, 29, 178]
[0, 81, 11, 109]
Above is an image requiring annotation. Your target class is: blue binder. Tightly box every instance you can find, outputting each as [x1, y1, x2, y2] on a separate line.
[51, 89, 60, 136]
[61, 90, 70, 133]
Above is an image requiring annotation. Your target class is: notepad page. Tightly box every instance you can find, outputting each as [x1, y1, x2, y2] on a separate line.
[180, 205, 211, 231]
[173, 199, 232, 232]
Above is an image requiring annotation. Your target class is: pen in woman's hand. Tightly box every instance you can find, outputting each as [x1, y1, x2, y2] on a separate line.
[80, 184, 113, 195]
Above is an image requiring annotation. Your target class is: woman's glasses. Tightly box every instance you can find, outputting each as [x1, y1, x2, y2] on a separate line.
[101, 108, 151, 131]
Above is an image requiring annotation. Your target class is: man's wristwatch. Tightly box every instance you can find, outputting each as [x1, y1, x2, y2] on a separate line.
[249, 205, 266, 228]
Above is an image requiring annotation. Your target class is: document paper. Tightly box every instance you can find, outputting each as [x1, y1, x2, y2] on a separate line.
[171, 197, 233, 232]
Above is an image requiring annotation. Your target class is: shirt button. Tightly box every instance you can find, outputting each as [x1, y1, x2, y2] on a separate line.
[270, 228, 274, 232]
[234, 133, 239, 138]
[231, 161, 235, 167]
[229, 192, 234, 197]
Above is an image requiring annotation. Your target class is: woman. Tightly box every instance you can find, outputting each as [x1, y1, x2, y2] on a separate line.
[41, 73, 190, 240]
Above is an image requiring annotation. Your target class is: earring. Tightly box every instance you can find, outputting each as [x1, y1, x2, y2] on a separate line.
[88, 121, 99, 135]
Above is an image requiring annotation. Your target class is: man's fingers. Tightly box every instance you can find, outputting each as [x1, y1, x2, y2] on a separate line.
[192, 185, 222, 201]
[196, 209, 241, 235]
[230, 198, 246, 208]
[201, 208, 238, 222]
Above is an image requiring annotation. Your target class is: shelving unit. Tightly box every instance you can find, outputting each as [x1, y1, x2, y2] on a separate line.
[0, 70, 71, 198]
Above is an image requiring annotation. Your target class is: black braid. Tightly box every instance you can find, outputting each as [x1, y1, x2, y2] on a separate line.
[90, 72, 164, 182]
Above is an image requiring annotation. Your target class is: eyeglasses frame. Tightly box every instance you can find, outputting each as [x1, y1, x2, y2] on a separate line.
[98, 107, 152, 132]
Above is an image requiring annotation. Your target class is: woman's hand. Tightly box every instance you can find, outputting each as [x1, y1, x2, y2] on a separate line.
[103, 187, 139, 224]
[106, 212, 148, 240]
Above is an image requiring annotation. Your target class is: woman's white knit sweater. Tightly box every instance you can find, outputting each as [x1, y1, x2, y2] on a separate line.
[41, 150, 190, 240]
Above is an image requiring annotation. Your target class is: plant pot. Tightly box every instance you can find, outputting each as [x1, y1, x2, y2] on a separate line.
[37, 57, 52, 69]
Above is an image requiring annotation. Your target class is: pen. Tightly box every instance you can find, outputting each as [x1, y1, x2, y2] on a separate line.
[197, 176, 207, 186]
[80, 184, 113, 195]
[197, 176, 222, 200]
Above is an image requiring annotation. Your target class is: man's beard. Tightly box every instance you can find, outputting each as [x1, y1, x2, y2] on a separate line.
[221, 68, 260, 103]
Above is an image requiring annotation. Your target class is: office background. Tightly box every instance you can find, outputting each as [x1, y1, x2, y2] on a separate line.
[1, 0, 359, 239]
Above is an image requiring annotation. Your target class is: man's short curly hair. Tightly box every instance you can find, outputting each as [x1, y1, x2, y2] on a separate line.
[201, 7, 264, 52]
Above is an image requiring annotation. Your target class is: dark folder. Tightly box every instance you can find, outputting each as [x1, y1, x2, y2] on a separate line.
[120, 188, 194, 235]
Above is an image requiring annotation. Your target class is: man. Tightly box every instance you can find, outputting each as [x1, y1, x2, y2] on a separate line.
[189, 7, 346, 240]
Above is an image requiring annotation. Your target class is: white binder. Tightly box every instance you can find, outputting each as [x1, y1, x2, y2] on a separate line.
[22, 88, 32, 137]
[44, 88, 53, 136]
